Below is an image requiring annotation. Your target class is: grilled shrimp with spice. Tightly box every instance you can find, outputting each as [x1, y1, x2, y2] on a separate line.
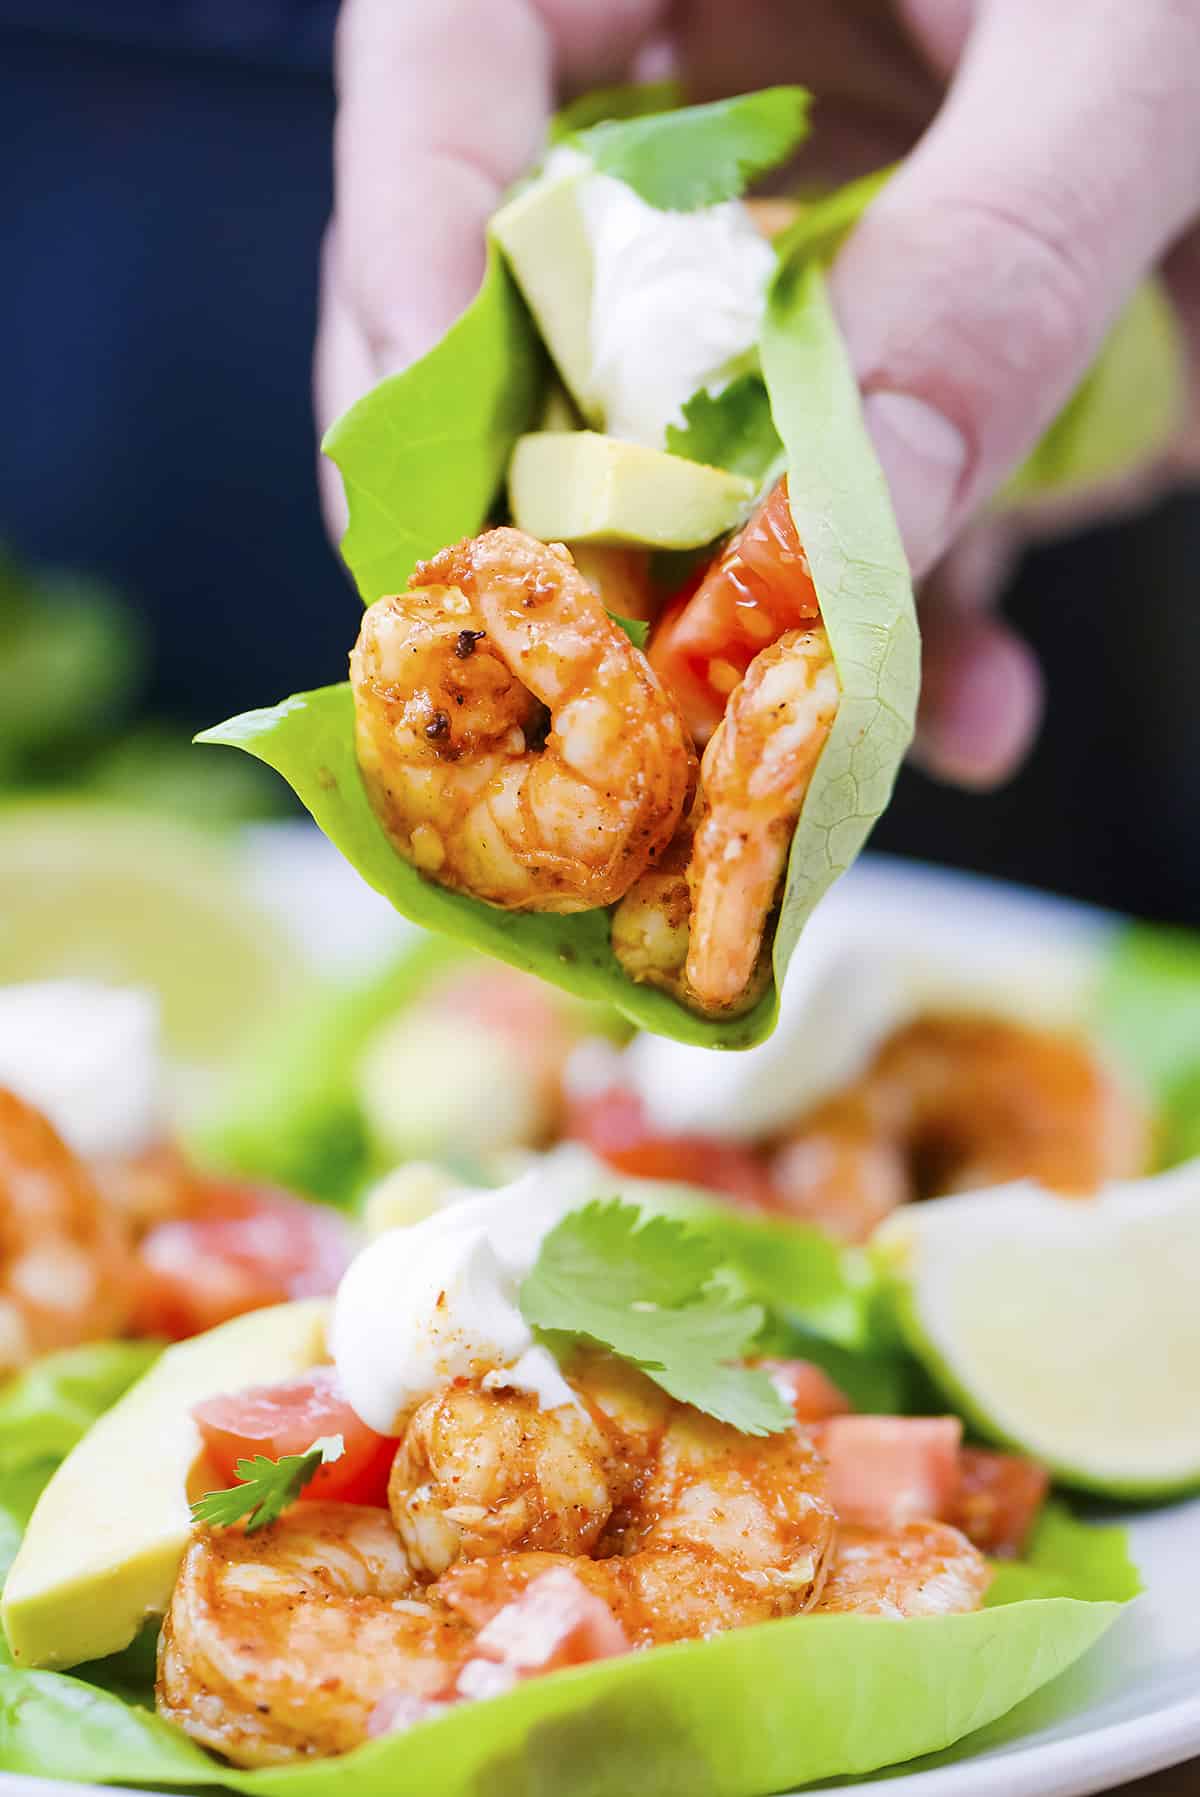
[351, 528, 694, 913]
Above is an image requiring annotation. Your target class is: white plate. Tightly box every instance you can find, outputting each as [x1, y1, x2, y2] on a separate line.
[4, 836, 1198, 1797]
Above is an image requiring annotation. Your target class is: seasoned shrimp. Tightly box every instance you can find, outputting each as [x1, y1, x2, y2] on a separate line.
[389, 1382, 618, 1576]
[816, 1521, 991, 1618]
[392, 1353, 836, 1645]
[0, 1089, 135, 1373]
[351, 528, 694, 913]
[773, 1014, 1152, 1240]
[158, 1504, 469, 1766]
[614, 627, 839, 1014]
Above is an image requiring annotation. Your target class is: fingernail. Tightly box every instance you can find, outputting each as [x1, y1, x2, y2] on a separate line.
[863, 392, 968, 579]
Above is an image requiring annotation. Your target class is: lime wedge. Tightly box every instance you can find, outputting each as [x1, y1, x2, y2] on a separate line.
[875, 1167, 1200, 1498]
[0, 801, 294, 1065]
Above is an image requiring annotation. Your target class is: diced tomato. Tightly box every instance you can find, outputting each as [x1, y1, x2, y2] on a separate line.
[193, 1366, 399, 1505]
[565, 1085, 776, 1210]
[756, 1357, 853, 1423]
[952, 1449, 1050, 1559]
[133, 1181, 355, 1341]
[649, 477, 820, 741]
[471, 1568, 629, 1677]
[816, 1415, 963, 1530]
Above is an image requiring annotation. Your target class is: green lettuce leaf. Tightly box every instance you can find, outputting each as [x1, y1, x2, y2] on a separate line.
[197, 686, 773, 1046]
[0, 1343, 160, 1475]
[192, 936, 468, 1201]
[1004, 279, 1183, 501]
[0, 1503, 1130, 1794]
[1093, 921, 1200, 1167]
[761, 259, 920, 974]
[322, 242, 545, 603]
[569, 87, 810, 212]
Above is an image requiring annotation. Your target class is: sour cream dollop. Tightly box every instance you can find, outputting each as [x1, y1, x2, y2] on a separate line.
[331, 1147, 615, 1435]
[622, 864, 1108, 1142]
[0, 981, 163, 1158]
[547, 149, 776, 448]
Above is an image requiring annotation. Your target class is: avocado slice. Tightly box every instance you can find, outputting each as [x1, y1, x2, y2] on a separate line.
[509, 432, 753, 549]
[2, 1299, 329, 1670]
[491, 170, 599, 421]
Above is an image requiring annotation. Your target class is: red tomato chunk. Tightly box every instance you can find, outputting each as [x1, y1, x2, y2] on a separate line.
[135, 1182, 354, 1340]
[816, 1415, 964, 1530]
[756, 1357, 853, 1424]
[193, 1367, 399, 1506]
[566, 1085, 776, 1210]
[456, 1568, 630, 1699]
[952, 1448, 1051, 1559]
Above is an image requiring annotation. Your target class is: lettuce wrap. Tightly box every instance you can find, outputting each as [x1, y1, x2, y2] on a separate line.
[0, 1314, 1137, 1794]
[201, 90, 1180, 1047]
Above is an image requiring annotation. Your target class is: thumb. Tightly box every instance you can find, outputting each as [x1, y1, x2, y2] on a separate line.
[831, 0, 1200, 579]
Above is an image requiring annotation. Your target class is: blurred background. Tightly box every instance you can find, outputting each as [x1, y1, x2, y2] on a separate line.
[2, 6, 1199, 925]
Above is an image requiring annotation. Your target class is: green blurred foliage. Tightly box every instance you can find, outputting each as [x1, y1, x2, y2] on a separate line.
[0, 546, 283, 824]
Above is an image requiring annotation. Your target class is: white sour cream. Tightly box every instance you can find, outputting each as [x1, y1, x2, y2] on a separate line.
[0, 981, 163, 1158]
[330, 1147, 616, 1434]
[622, 864, 1107, 1142]
[547, 148, 775, 448]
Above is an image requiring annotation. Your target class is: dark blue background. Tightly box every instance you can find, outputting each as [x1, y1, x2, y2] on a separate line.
[3, 9, 1198, 923]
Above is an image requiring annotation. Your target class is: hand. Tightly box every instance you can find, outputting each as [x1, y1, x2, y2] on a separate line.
[316, 0, 1200, 787]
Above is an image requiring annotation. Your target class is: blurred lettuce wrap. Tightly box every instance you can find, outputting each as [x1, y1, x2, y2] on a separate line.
[200, 88, 1179, 1048]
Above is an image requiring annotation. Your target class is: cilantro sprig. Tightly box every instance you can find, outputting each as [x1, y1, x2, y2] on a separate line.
[569, 87, 810, 213]
[190, 1434, 345, 1534]
[519, 1201, 793, 1436]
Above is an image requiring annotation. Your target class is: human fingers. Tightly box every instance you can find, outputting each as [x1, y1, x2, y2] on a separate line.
[832, 0, 1200, 581]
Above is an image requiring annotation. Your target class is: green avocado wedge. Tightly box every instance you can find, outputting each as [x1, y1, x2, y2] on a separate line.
[2, 1303, 328, 1670]
[0, 1501, 1134, 1794]
[200, 259, 917, 1048]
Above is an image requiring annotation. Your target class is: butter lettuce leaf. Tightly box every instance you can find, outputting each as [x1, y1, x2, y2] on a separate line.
[197, 687, 774, 1046]
[0, 1503, 1130, 1794]
[570, 87, 810, 212]
[323, 242, 545, 604]
[0, 1342, 160, 1476]
[762, 259, 919, 974]
[1093, 921, 1200, 1167]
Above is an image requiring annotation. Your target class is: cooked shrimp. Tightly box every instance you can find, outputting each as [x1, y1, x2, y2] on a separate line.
[351, 528, 694, 913]
[392, 1353, 835, 1645]
[613, 627, 839, 1014]
[157, 1504, 469, 1766]
[0, 1089, 135, 1374]
[815, 1521, 991, 1618]
[389, 1382, 618, 1577]
[773, 1014, 1152, 1240]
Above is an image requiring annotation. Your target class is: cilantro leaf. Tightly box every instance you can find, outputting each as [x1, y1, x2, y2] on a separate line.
[571, 87, 810, 213]
[609, 612, 649, 650]
[666, 376, 783, 482]
[190, 1434, 344, 1534]
[519, 1201, 793, 1435]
